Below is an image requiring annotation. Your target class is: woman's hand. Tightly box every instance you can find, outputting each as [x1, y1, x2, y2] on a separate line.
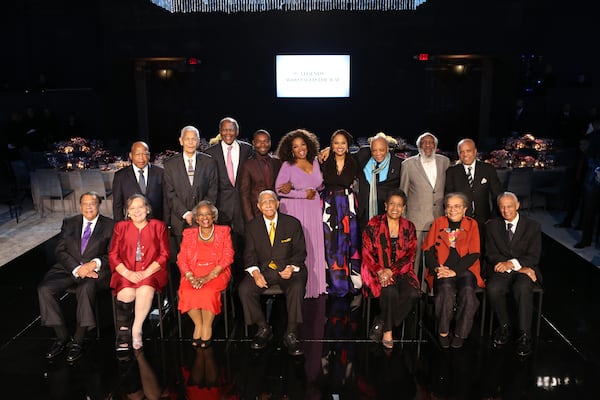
[436, 265, 456, 279]
[277, 181, 293, 194]
[306, 188, 317, 199]
[377, 268, 394, 287]
[126, 270, 145, 284]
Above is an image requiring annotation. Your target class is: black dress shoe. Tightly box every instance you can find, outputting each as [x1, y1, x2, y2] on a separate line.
[516, 333, 532, 357]
[250, 325, 273, 350]
[369, 318, 384, 343]
[66, 341, 83, 363]
[45, 339, 68, 359]
[574, 241, 590, 249]
[438, 334, 451, 349]
[283, 332, 304, 356]
[450, 335, 464, 349]
[493, 324, 511, 347]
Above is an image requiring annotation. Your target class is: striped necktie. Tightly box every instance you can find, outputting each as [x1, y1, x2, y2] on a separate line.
[467, 166, 474, 188]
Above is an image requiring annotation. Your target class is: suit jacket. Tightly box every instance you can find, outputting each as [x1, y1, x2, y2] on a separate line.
[484, 214, 542, 282]
[355, 147, 402, 228]
[244, 213, 306, 273]
[401, 153, 450, 231]
[111, 164, 165, 222]
[54, 214, 115, 285]
[238, 154, 282, 223]
[445, 160, 502, 225]
[204, 141, 253, 234]
[163, 152, 218, 238]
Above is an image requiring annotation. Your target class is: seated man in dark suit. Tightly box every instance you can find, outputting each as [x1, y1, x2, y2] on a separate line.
[37, 191, 115, 362]
[238, 190, 307, 356]
[485, 191, 542, 357]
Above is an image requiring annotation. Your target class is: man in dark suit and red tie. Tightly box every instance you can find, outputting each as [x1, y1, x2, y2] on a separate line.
[238, 129, 282, 223]
[112, 141, 164, 221]
[238, 190, 307, 356]
[445, 138, 503, 228]
[37, 191, 115, 362]
[485, 192, 542, 357]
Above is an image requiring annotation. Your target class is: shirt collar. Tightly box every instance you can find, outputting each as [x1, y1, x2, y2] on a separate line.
[263, 213, 278, 230]
[505, 212, 519, 228]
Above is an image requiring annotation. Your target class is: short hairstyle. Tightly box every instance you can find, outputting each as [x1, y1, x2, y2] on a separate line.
[276, 128, 320, 163]
[444, 192, 469, 208]
[456, 138, 476, 153]
[253, 129, 271, 140]
[180, 125, 200, 139]
[125, 193, 151, 219]
[385, 188, 408, 206]
[130, 141, 150, 153]
[330, 129, 354, 146]
[80, 191, 102, 205]
[368, 132, 397, 147]
[219, 117, 239, 133]
[258, 189, 278, 203]
[497, 191, 519, 205]
[416, 131, 438, 148]
[192, 200, 218, 223]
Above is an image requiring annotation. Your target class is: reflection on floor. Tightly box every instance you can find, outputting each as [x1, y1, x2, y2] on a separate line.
[0, 234, 599, 399]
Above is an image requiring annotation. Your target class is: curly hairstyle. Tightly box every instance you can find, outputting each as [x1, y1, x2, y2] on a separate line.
[275, 128, 320, 163]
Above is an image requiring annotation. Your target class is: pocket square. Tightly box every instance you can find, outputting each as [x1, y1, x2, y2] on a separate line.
[480, 178, 487, 184]
[281, 238, 292, 243]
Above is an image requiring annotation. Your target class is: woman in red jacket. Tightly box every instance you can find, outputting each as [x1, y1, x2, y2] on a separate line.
[423, 192, 484, 349]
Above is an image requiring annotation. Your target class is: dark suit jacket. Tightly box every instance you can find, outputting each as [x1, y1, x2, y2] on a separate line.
[111, 164, 165, 222]
[54, 214, 115, 286]
[355, 146, 402, 229]
[204, 141, 253, 234]
[163, 152, 218, 238]
[238, 154, 282, 223]
[445, 160, 502, 225]
[244, 213, 307, 273]
[484, 214, 542, 283]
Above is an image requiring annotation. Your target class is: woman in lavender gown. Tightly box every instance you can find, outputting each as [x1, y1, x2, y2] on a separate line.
[275, 129, 327, 298]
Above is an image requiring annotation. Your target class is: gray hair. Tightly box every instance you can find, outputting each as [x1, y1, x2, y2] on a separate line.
[416, 131, 438, 148]
[219, 117, 239, 133]
[180, 125, 200, 139]
[80, 191, 102, 205]
[258, 190, 278, 203]
[192, 200, 218, 222]
[497, 191, 519, 205]
[456, 138, 476, 153]
[368, 132, 397, 148]
[125, 193, 151, 219]
[444, 192, 469, 208]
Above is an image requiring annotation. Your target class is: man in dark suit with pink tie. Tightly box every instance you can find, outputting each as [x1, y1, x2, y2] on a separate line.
[37, 191, 115, 362]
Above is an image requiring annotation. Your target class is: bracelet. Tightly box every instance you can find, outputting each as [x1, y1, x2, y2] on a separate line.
[185, 271, 193, 279]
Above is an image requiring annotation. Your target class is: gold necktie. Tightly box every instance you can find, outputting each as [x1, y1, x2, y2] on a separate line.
[268, 221, 277, 270]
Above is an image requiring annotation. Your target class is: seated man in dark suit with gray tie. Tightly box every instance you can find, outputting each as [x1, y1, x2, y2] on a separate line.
[37, 191, 115, 362]
[238, 190, 307, 356]
[485, 191, 542, 357]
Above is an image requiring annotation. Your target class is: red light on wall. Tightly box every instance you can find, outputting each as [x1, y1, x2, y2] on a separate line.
[418, 53, 429, 61]
[187, 57, 200, 65]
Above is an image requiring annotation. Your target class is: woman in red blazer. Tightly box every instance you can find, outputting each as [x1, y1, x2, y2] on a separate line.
[423, 192, 484, 349]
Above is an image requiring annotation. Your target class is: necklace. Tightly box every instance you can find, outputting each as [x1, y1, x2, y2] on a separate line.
[199, 226, 215, 241]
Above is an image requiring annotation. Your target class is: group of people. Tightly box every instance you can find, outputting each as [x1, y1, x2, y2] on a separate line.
[36, 117, 545, 363]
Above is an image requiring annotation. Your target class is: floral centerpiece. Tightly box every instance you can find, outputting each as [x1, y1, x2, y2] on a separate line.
[48, 137, 114, 170]
[152, 149, 179, 166]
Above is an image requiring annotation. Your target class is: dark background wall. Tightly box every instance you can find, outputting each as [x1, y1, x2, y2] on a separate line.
[1, 0, 597, 155]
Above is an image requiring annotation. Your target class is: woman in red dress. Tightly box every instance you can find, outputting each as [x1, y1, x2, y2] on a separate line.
[109, 194, 170, 351]
[177, 200, 233, 347]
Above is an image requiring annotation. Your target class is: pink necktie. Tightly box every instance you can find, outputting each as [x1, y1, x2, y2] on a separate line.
[226, 145, 235, 186]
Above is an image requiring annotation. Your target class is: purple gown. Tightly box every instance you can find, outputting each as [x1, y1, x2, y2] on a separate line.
[275, 159, 327, 298]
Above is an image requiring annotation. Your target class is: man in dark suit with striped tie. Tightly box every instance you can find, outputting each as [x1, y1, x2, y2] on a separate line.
[37, 191, 115, 362]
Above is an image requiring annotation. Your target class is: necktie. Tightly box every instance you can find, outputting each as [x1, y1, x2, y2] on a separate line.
[467, 166, 474, 188]
[187, 159, 194, 185]
[507, 222, 514, 242]
[268, 221, 277, 270]
[263, 158, 272, 188]
[226, 145, 235, 186]
[81, 221, 92, 253]
[138, 169, 146, 194]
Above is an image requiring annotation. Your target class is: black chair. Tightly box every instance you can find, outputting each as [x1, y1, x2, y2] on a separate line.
[0, 161, 26, 223]
[487, 285, 544, 338]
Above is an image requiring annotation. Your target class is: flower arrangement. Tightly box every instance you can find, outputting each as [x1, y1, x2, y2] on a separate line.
[152, 149, 179, 166]
[50, 137, 113, 170]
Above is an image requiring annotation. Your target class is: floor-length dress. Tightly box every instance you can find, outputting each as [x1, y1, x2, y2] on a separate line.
[275, 159, 327, 298]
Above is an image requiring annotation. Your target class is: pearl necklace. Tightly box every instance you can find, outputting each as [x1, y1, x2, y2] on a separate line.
[199, 226, 214, 241]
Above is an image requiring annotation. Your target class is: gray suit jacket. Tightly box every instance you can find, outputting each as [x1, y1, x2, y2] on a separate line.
[400, 153, 450, 231]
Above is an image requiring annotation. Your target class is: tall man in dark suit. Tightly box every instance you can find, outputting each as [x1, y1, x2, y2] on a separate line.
[485, 192, 542, 357]
[238, 129, 282, 223]
[445, 138, 502, 227]
[112, 141, 164, 221]
[238, 190, 307, 356]
[163, 125, 218, 244]
[37, 191, 115, 362]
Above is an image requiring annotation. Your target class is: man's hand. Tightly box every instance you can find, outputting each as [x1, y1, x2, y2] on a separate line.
[184, 212, 193, 226]
[436, 265, 457, 279]
[279, 265, 294, 280]
[518, 266, 537, 282]
[77, 262, 98, 279]
[493, 261, 514, 273]
[252, 270, 268, 288]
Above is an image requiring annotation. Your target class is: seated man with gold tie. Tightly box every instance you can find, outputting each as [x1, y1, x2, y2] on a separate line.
[238, 190, 307, 356]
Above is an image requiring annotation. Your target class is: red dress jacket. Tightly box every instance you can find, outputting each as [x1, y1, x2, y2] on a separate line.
[422, 216, 484, 290]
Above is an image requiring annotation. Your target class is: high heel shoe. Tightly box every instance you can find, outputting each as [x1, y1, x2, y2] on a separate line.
[199, 338, 213, 348]
[382, 338, 394, 349]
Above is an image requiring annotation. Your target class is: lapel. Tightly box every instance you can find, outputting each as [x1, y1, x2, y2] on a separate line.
[191, 152, 203, 189]
[414, 157, 433, 189]
[76, 217, 84, 254]
[434, 156, 446, 190]
[510, 215, 525, 245]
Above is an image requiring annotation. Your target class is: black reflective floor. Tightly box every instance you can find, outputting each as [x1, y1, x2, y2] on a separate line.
[0, 234, 599, 399]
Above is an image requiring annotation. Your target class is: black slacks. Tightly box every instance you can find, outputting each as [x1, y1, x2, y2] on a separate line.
[486, 270, 537, 335]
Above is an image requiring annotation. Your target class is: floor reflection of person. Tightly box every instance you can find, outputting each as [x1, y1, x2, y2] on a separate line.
[423, 192, 484, 349]
[177, 201, 233, 348]
[362, 189, 420, 349]
[109, 194, 170, 352]
[113, 349, 166, 400]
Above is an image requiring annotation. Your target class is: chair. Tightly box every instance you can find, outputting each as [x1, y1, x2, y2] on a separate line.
[79, 169, 113, 213]
[244, 284, 284, 337]
[506, 168, 534, 210]
[30, 169, 76, 217]
[0, 161, 26, 223]
[488, 285, 544, 338]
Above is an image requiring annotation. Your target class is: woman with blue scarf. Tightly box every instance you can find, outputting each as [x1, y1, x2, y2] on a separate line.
[355, 132, 402, 230]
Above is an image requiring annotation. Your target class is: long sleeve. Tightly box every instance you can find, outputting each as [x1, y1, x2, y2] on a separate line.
[216, 226, 234, 272]
[275, 162, 309, 199]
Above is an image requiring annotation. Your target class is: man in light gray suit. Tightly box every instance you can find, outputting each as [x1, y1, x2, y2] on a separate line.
[400, 132, 450, 280]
